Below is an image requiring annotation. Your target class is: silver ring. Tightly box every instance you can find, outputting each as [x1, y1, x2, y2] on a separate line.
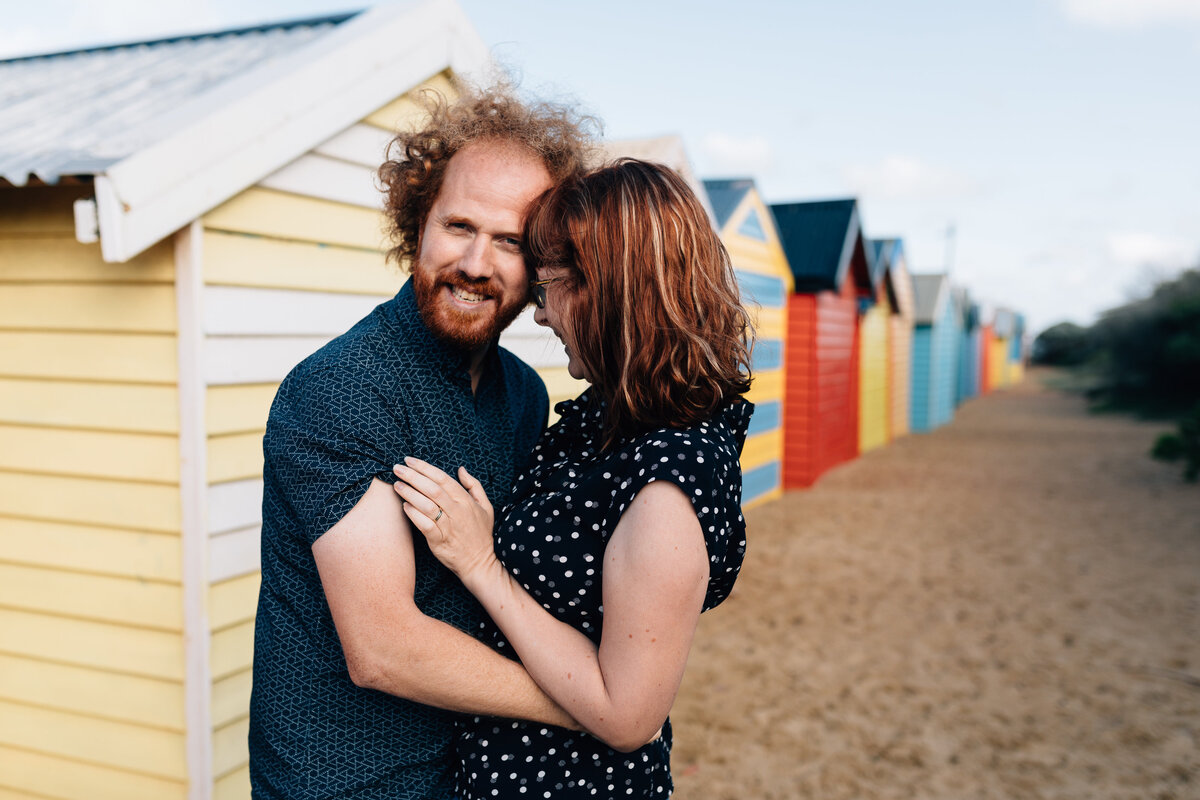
[433, 509, 444, 523]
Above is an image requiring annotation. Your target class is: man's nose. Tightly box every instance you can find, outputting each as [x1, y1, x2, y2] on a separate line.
[459, 235, 494, 279]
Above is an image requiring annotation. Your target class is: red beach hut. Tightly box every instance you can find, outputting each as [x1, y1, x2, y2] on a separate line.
[771, 199, 873, 488]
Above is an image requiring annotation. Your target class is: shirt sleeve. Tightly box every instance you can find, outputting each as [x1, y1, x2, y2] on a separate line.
[608, 426, 747, 610]
[264, 365, 412, 546]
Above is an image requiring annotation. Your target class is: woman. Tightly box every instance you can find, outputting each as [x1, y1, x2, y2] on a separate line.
[393, 158, 754, 798]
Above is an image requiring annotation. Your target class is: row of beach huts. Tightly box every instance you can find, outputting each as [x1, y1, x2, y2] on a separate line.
[0, 4, 1024, 799]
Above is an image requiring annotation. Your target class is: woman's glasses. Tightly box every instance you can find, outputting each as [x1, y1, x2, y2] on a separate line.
[530, 276, 566, 309]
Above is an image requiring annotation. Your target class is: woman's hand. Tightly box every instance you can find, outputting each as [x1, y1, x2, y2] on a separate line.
[392, 457, 498, 584]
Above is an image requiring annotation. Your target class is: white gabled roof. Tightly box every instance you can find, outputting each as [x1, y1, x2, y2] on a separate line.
[912, 272, 950, 325]
[0, 0, 489, 262]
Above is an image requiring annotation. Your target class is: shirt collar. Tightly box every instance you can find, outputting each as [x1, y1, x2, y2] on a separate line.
[391, 279, 501, 383]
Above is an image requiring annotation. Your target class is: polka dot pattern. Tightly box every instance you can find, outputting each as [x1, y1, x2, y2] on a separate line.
[455, 391, 753, 799]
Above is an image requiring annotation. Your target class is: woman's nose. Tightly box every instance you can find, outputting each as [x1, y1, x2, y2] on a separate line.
[533, 305, 549, 326]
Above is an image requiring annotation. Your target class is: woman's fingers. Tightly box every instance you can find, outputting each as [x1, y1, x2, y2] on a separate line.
[393, 480, 443, 521]
[458, 467, 492, 511]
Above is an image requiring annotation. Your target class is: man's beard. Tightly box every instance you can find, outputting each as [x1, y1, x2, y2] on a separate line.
[411, 259, 528, 353]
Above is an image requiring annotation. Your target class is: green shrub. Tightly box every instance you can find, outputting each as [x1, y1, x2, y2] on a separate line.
[1151, 403, 1200, 482]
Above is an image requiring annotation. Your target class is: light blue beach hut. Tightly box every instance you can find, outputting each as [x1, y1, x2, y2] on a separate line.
[910, 274, 960, 432]
[954, 286, 982, 405]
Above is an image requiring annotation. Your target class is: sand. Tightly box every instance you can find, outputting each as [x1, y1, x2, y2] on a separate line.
[670, 369, 1200, 800]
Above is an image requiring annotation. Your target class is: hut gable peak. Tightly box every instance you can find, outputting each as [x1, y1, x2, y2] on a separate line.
[0, 0, 489, 262]
[912, 273, 951, 324]
[770, 197, 868, 294]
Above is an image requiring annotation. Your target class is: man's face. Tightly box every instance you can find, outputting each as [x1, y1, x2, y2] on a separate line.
[411, 140, 553, 354]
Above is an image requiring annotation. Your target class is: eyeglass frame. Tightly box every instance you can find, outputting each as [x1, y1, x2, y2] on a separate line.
[529, 275, 566, 309]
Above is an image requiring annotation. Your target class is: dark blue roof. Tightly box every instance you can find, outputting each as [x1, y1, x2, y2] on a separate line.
[703, 178, 755, 228]
[769, 198, 861, 292]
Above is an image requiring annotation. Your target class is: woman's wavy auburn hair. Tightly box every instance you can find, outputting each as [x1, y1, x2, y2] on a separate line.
[525, 158, 754, 447]
[378, 81, 598, 268]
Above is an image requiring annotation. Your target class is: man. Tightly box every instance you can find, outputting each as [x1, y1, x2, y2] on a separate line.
[248, 85, 595, 800]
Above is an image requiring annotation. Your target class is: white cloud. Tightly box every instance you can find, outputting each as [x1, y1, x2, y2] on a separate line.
[1060, 0, 1200, 28]
[1106, 232, 1197, 267]
[697, 132, 774, 177]
[843, 156, 976, 201]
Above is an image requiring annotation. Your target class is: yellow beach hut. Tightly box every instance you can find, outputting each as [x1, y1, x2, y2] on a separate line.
[0, 4, 489, 798]
[702, 178, 792, 508]
[857, 244, 899, 453]
[989, 308, 1017, 390]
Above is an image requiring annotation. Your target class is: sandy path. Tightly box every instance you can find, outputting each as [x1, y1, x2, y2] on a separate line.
[671, 370, 1200, 800]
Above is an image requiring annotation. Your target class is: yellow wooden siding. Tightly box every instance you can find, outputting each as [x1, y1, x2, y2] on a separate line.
[0, 652, 184, 730]
[205, 187, 387, 251]
[214, 716, 251, 778]
[1, 189, 186, 797]
[210, 573, 261, 632]
[0, 518, 179, 581]
[211, 619, 255, 681]
[209, 432, 266, 484]
[858, 306, 890, 453]
[0, 236, 176, 283]
[0, 472, 180, 532]
[203, 230, 402, 295]
[0, 699, 186, 780]
[0, 378, 178, 434]
[0, 331, 177, 383]
[0, 562, 181, 630]
[745, 368, 783, 407]
[0, 424, 178, 484]
[750, 306, 785, 340]
[364, 70, 454, 130]
[0, 745, 186, 800]
[1008, 360, 1025, 385]
[0, 608, 184, 680]
[212, 669, 253, 729]
[214, 766, 252, 800]
[207, 383, 277, 435]
[0, 284, 177, 333]
[741, 429, 782, 473]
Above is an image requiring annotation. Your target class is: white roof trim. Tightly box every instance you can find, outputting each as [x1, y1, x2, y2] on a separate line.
[94, 0, 489, 262]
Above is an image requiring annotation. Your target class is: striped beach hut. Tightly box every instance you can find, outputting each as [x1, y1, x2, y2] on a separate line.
[0, 4, 489, 798]
[771, 199, 873, 488]
[954, 287, 982, 404]
[858, 240, 899, 453]
[703, 178, 791, 508]
[872, 238, 915, 439]
[910, 274, 960, 432]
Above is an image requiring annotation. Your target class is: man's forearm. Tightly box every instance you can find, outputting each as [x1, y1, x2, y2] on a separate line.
[352, 609, 577, 728]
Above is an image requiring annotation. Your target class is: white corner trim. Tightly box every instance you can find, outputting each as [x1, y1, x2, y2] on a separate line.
[95, 0, 490, 263]
[176, 220, 214, 799]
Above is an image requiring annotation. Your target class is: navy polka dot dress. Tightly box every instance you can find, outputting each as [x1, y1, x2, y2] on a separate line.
[455, 391, 753, 798]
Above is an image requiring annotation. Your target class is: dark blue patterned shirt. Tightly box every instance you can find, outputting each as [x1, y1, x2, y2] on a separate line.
[249, 281, 548, 800]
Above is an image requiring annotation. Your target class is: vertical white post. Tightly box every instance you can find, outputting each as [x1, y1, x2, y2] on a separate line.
[176, 220, 213, 799]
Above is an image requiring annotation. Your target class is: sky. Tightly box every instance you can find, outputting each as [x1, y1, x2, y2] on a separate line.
[2, 0, 1198, 336]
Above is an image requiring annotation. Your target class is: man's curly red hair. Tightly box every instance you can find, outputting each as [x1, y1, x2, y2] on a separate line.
[378, 80, 599, 268]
